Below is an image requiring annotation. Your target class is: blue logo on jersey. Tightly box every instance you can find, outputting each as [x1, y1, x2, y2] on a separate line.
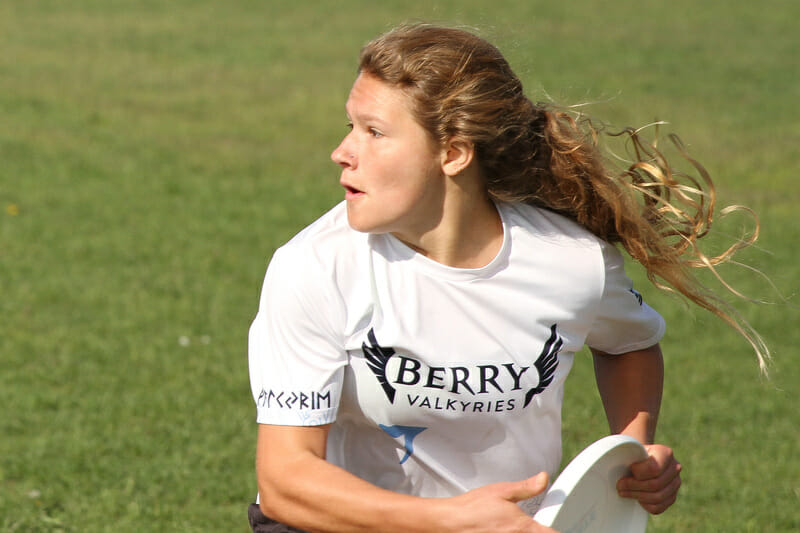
[380, 424, 427, 464]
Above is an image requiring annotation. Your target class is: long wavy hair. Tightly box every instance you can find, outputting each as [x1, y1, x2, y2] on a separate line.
[358, 23, 768, 369]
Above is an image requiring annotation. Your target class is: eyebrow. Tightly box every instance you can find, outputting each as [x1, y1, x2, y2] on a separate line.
[345, 105, 389, 127]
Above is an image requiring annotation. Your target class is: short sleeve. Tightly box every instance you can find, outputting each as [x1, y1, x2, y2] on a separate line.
[248, 244, 347, 426]
[585, 242, 666, 354]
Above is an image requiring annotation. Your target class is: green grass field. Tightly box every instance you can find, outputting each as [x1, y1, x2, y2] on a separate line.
[1, 1, 798, 531]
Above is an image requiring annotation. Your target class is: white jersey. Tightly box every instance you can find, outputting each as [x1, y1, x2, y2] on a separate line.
[248, 201, 664, 510]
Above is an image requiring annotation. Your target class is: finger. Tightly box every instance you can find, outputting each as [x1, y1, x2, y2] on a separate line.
[504, 472, 549, 502]
[619, 458, 681, 494]
[633, 474, 682, 515]
[628, 456, 660, 481]
[532, 520, 560, 533]
[629, 444, 677, 481]
[620, 466, 682, 515]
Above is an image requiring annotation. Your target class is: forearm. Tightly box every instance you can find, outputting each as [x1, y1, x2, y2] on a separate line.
[256, 425, 447, 533]
[591, 343, 664, 444]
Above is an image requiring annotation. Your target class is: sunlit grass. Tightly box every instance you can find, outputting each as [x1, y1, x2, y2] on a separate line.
[1, 1, 797, 531]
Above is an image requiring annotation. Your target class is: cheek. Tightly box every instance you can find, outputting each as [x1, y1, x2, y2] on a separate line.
[387, 159, 438, 194]
[367, 137, 442, 193]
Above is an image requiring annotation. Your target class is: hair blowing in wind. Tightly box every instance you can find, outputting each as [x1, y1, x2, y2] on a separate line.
[358, 23, 769, 370]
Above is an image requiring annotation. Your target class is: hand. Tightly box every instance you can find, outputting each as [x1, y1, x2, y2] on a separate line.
[439, 472, 559, 533]
[617, 443, 682, 514]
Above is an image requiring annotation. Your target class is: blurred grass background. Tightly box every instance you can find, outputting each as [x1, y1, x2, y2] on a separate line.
[1, 1, 797, 531]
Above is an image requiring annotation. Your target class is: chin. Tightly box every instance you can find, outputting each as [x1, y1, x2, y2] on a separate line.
[345, 214, 391, 235]
[345, 202, 402, 235]
[345, 211, 375, 234]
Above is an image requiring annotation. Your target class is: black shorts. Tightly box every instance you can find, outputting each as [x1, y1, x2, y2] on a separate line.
[248, 503, 308, 533]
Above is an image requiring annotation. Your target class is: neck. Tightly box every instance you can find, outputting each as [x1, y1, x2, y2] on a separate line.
[393, 170, 503, 269]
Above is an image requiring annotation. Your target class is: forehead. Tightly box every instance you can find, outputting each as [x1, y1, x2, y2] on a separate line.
[345, 73, 414, 119]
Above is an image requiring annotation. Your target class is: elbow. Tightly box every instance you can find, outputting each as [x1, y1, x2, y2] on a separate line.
[256, 477, 291, 524]
[257, 496, 272, 520]
[257, 499, 281, 523]
[257, 458, 309, 526]
[254, 424, 331, 527]
[256, 494, 294, 526]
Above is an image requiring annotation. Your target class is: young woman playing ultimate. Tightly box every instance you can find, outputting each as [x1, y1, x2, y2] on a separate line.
[247, 23, 766, 533]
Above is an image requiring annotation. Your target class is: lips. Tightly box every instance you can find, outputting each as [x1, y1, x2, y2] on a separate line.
[341, 180, 365, 200]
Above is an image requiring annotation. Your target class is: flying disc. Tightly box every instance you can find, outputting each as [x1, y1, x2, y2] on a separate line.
[533, 434, 649, 533]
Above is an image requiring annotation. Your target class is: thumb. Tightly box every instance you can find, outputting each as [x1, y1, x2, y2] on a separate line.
[505, 472, 549, 502]
[629, 455, 660, 481]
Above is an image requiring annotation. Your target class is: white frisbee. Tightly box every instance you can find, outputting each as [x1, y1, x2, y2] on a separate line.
[533, 434, 649, 533]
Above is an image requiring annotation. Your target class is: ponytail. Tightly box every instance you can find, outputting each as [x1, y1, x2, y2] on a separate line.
[516, 110, 770, 370]
[359, 23, 769, 370]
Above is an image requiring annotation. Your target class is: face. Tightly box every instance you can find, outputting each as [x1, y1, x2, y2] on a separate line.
[331, 73, 446, 240]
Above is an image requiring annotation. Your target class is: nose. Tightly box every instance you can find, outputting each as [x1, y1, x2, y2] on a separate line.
[331, 134, 356, 169]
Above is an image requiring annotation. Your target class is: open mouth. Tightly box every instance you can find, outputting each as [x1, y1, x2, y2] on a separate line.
[343, 184, 364, 198]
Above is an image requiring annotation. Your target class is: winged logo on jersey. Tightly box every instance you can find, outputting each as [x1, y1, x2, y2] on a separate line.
[629, 288, 644, 305]
[363, 328, 397, 403]
[523, 324, 562, 408]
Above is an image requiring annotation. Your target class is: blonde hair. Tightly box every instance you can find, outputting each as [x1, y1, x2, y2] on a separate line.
[359, 23, 769, 369]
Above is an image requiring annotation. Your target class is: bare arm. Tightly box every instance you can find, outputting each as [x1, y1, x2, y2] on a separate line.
[256, 424, 434, 532]
[255, 424, 557, 533]
[591, 343, 681, 514]
[591, 343, 663, 443]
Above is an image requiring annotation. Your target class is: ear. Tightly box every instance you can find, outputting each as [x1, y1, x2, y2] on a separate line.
[440, 138, 475, 177]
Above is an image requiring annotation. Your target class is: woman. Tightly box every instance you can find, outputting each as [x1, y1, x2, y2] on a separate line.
[248, 24, 762, 532]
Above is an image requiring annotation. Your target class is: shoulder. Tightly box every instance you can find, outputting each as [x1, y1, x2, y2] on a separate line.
[277, 202, 361, 256]
[270, 201, 367, 277]
[500, 201, 637, 307]
[500, 202, 609, 277]
[259, 202, 376, 328]
[256, 202, 365, 332]
[500, 202, 604, 250]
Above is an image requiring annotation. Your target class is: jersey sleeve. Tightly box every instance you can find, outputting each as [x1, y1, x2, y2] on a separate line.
[248, 243, 347, 426]
[584, 242, 666, 354]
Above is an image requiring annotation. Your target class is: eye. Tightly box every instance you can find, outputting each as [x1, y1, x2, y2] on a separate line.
[345, 121, 353, 131]
[368, 128, 383, 138]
